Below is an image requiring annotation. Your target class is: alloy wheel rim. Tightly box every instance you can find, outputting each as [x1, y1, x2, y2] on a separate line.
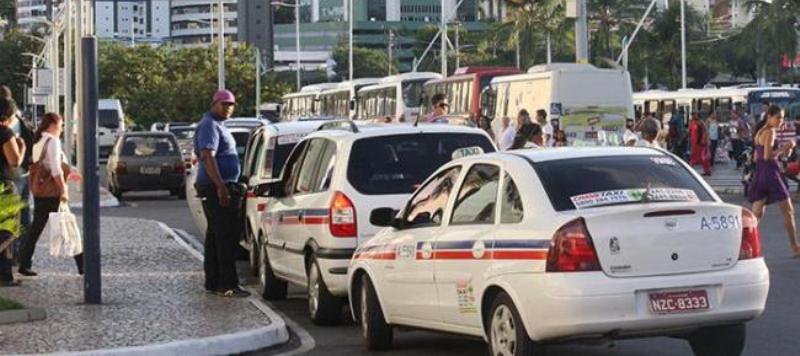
[491, 305, 516, 356]
[308, 264, 320, 317]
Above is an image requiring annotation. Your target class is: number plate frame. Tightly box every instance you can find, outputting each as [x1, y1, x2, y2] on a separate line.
[140, 167, 162, 175]
[648, 290, 710, 314]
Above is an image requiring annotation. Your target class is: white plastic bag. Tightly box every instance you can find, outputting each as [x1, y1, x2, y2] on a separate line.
[46, 204, 83, 257]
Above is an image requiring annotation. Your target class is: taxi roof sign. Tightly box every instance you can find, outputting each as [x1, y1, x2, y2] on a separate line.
[452, 146, 485, 160]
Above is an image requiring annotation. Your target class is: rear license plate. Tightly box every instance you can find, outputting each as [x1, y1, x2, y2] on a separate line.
[649, 290, 709, 314]
[140, 167, 161, 175]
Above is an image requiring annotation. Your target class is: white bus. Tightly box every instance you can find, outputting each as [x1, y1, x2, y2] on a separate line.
[317, 78, 382, 120]
[633, 86, 800, 124]
[482, 63, 634, 146]
[356, 72, 442, 123]
[279, 83, 340, 121]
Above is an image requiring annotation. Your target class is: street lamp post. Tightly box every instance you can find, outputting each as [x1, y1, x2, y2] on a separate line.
[218, 0, 225, 90]
[680, 0, 687, 89]
[272, 1, 302, 90]
[348, 0, 353, 81]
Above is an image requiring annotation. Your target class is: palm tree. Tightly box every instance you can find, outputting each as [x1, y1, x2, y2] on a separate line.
[742, 0, 800, 82]
[499, 0, 564, 68]
[588, 0, 650, 61]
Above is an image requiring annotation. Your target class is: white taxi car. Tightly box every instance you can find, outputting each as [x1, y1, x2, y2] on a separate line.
[258, 122, 496, 325]
[348, 147, 769, 355]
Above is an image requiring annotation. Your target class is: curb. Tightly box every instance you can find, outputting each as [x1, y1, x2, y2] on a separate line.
[157, 222, 292, 355]
[0, 308, 46, 325]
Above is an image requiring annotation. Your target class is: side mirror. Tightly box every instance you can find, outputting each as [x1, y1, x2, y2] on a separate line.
[370, 207, 399, 227]
[260, 181, 285, 198]
[254, 182, 271, 197]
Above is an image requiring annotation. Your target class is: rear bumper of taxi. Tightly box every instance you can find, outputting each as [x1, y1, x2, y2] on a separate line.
[504, 258, 769, 342]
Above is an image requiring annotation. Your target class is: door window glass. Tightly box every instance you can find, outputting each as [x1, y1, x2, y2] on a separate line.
[451, 164, 500, 225]
[402, 166, 462, 229]
[294, 139, 328, 194]
[500, 173, 524, 224]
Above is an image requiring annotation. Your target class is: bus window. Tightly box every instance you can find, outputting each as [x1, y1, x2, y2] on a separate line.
[716, 98, 732, 122]
[645, 100, 659, 115]
[480, 86, 496, 121]
[402, 79, 427, 107]
[662, 100, 675, 123]
[385, 87, 397, 117]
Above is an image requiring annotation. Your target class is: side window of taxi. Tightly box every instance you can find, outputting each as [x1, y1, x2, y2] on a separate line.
[293, 139, 336, 194]
[402, 166, 462, 229]
[500, 173, 524, 224]
[282, 141, 308, 196]
[450, 164, 500, 225]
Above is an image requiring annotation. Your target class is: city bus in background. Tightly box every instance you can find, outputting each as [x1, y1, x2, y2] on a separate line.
[355, 72, 442, 123]
[98, 99, 126, 160]
[482, 63, 634, 146]
[279, 83, 339, 121]
[633, 86, 800, 124]
[419, 66, 520, 125]
[317, 78, 382, 119]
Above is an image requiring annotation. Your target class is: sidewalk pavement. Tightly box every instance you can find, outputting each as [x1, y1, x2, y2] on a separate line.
[695, 159, 799, 195]
[0, 217, 289, 355]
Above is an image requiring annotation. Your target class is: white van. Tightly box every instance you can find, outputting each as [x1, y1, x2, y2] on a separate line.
[483, 63, 634, 146]
[98, 99, 126, 159]
[356, 72, 442, 123]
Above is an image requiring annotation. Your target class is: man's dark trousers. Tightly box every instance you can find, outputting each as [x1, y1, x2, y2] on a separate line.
[199, 184, 241, 292]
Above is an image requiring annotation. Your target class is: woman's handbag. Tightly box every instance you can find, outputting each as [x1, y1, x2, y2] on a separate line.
[29, 138, 62, 198]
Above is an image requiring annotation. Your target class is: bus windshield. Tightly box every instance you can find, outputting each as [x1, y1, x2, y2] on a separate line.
[402, 79, 428, 107]
[748, 90, 800, 118]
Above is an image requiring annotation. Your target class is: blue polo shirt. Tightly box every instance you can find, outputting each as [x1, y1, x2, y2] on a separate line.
[194, 112, 240, 186]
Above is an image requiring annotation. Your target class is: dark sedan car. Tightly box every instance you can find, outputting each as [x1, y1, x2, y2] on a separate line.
[106, 132, 186, 200]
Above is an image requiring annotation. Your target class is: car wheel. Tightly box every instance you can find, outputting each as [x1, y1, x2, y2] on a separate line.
[688, 323, 746, 356]
[360, 275, 393, 350]
[248, 228, 259, 277]
[487, 292, 543, 356]
[307, 256, 343, 325]
[259, 242, 287, 300]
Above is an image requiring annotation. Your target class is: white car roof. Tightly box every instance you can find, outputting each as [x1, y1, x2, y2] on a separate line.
[461, 147, 667, 164]
[303, 122, 494, 143]
[264, 120, 329, 136]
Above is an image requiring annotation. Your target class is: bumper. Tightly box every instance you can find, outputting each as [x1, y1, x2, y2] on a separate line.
[505, 259, 769, 341]
[317, 257, 351, 297]
[117, 174, 184, 191]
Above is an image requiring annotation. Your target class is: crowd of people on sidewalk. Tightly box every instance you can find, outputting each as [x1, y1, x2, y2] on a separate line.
[0, 85, 82, 288]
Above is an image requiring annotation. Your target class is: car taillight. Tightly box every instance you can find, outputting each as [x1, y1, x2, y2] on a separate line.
[115, 162, 127, 175]
[739, 209, 762, 260]
[245, 191, 256, 199]
[546, 218, 601, 272]
[257, 202, 267, 212]
[329, 191, 357, 238]
[174, 163, 185, 175]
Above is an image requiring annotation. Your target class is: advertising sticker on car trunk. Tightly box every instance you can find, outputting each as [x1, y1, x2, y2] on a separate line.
[570, 188, 700, 209]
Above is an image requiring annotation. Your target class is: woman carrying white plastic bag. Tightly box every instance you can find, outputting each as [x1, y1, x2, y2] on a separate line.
[18, 113, 83, 276]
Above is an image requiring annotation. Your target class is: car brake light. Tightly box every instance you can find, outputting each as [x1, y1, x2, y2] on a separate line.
[739, 209, 762, 260]
[115, 162, 127, 175]
[546, 218, 601, 272]
[257, 202, 268, 212]
[329, 191, 357, 238]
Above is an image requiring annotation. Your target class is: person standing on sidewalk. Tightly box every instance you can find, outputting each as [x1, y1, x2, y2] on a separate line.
[1, 86, 34, 266]
[748, 105, 800, 257]
[18, 113, 83, 276]
[0, 97, 25, 286]
[194, 90, 250, 298]
[708, 111, 720, 166]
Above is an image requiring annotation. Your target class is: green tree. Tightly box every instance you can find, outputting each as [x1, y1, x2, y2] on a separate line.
[741, 0, 800, 81]
[331, 39, 397, 79]
[0, 0, 15, 25]
[588, 0, 650, 62]
[0, 30, 41, 105]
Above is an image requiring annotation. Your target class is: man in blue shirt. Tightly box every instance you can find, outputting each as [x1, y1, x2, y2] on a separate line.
[194, 89, 249, 298]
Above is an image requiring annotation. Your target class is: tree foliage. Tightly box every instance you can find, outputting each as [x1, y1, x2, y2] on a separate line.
[331, 39, 397, 79]
[0, 30, 41, 105]
[98, 41, 292, 129]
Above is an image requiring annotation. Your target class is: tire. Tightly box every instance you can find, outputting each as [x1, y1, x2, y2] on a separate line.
[260, 242, 288, 300]
[360, 275, 393, 350]
[307, 256, 343, 325]
[487, 292, 544, 356]
[688, 323, 746, 356]
[247, 228, 259, 277]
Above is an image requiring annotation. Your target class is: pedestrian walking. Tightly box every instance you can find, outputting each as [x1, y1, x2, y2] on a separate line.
[747, 105, 800, 257]
[194, 90, 250, 298]
[422, 93, 447, 123]
[636, 118, 662, 149]
[689, 113, 712, 176]
[708, 112, 720, 166]
[1, 85, 34, 266]
[498, 116, 515, 151]
[0, 97, 25, 286]
[18, 113, 83, 276]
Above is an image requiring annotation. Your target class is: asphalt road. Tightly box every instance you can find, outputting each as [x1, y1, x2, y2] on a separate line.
[98, 191, 800, 356]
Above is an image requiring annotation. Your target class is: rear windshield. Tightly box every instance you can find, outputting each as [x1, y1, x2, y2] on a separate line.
[532, 155, 714, 211]
[120, 136, 178, 157]
[347, 133, 495, 195]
